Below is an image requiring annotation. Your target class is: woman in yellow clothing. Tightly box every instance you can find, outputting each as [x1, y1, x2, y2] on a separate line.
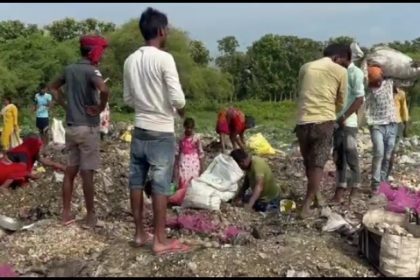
[1, 96, 19, 150]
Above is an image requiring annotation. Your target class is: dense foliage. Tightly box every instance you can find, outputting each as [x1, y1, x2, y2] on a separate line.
[1, 18, 420, 111]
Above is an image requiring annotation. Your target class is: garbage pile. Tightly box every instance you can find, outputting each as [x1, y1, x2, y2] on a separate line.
[4, 122, 418, 277]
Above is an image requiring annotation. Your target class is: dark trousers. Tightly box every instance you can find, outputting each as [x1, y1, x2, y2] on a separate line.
[333, 126, 361, 189]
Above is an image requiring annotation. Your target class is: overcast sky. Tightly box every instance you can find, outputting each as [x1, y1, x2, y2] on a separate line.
[1, 3, 419, 56]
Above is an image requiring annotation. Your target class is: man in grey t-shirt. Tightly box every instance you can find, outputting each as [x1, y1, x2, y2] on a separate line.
[49, 35, 110, 228]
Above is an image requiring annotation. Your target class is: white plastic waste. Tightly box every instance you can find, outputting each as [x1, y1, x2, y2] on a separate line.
[182, 154, 244, 211]
[51, 118, 66, 145]
[321, 206, 352, 232]
[350, 42, 364, 61]
[54, 172, 64, 183]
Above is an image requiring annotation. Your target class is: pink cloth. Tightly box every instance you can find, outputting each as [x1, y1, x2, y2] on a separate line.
[166, 213, 244, 243]
[100, 103, 110, 134]
[167, 213, 218, 234]
[0, 264, 18, 277]
[377, 182, 420, 214]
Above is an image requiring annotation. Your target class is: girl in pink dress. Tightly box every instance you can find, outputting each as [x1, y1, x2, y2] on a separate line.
[176, 117, 205, 184]
[169, 118, 204, 205]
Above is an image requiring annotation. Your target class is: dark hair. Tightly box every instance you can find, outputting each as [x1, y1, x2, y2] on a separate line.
[4, 96, 12, 103]
[39, 82, 46, 90]
[139, 7, 168, 41]
[323, 43, 352, 61]
[245, 115, 255, 129]
[80, 45, 92, 57]
[230, 149, 249, 163]
[184, 117, 195, 128]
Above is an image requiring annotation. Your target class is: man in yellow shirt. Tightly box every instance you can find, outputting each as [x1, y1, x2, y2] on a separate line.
[388, 86, 409, 176]
[295, 43, 350, 219]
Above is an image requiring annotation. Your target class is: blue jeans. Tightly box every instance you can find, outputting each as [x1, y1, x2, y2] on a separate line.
[128, 128, 176, 196]
[369, 124, 398, 189]
[243, 194, 280, 212]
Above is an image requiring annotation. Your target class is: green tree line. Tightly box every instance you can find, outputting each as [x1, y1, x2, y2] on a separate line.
[1, 19, 420, 112]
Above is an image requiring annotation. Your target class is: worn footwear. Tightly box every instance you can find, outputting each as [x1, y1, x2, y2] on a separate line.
[153, 240, 191, 256]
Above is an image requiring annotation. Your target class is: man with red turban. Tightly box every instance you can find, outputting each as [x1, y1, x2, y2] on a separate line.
[49, 35, 110, 228]
[79, 35, 109, 66]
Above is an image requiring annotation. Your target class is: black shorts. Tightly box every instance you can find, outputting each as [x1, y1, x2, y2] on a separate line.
[7, 152, 29, 165]
[36, 118, 49, 134]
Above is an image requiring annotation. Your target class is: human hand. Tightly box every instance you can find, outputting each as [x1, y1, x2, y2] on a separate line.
[85, 105, 103, 116]
[54, 164, 66, 172]
[337, 115, 346, 128]
[176, 108, 185, 119]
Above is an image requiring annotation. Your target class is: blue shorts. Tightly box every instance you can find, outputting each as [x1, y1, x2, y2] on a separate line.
[128, 128, 176, 196]
[36, 117, 49, 134]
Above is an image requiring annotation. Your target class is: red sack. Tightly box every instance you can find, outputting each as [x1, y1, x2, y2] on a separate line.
[168, 178, 189, 206]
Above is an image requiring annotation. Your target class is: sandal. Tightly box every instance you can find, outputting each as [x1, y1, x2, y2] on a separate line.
[153, 240, 190, 256]
[62, 218, 76, 226]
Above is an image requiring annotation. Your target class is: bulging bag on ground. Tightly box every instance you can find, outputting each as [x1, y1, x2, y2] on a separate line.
[51, 118, 66, 145]
[182, 154, 244, 211]
[247, 133, 276, 156]
[361, 46, 420, 85]
[361, 209, 420, 277]
[199, 153, 244, 192]
[380, 232, 420, 277]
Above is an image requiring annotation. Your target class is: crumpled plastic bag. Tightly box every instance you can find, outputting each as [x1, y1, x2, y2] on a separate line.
[36, 166, 46, 173]
[321, 207, 352, 232]
[51, 118, 66, 145]
[10, 131, 22, 149]
[377, 182, 398, 201]
[279, 199, 296, 214]
[120, 130, 132, 143]
[387, 187, 418, 214]
[247, 133, 276, 156]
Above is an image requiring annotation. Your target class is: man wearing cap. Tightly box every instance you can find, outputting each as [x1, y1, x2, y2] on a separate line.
[365, 66, 398, 190]
[49, 35, 110, 228]
[331, 42, 365, 204]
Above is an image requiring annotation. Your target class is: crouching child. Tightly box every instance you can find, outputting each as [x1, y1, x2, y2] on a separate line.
[230, 149, 282, 212]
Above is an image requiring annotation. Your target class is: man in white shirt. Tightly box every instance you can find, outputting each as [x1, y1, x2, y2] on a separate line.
[123, 7, 188, 256]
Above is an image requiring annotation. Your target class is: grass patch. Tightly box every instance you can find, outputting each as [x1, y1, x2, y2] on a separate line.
[13, 100, 420, 147]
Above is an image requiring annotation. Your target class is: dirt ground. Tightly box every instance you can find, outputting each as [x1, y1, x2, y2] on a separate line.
[1, 127, 418, 277]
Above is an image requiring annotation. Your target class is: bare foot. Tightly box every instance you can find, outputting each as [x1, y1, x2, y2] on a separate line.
[313, 192, 325, 207]
[62, 213, 76, 226]
[81, 214, 97, 229]
[153, 239, 190, 256]
[298, 207, 316, 220]
[349, 189, 361, 203]
[132, 232, 153, 247]
[331, 188, 346, 205]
